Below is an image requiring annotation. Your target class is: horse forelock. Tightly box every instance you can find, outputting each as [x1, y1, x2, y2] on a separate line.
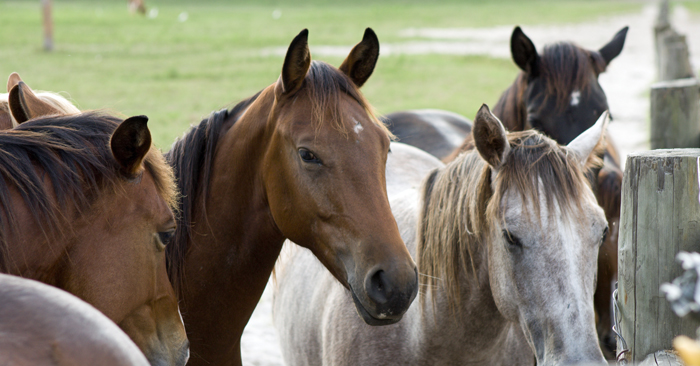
[304, 61, 394, 140]
[538, 42, 606, 113]
[418, 130, 597, 312]
[0, 112, 174, 272]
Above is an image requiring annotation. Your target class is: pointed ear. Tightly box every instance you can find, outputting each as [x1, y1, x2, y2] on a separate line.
[278, 29, 311, 95]
[7, 72, 22, 93]
[567, 111, 609, 167]
[8, 82, 63, 123]
[473, 104, 511, 169]
[599, 26, 628, 66]
[110, 115, 152, 178]
[339, 28, 380, 88]
[0, 102, 13, 130]
[511, 26, 539, 76]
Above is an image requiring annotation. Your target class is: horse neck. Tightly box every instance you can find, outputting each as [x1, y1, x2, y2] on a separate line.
[177, 87, 287, 364]
[493, 73, 527, 132]
[205, 89, 285, 261]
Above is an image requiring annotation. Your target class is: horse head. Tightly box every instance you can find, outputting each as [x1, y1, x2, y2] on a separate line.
[502, 26, 627, 145]
[264, 29, 418, 325]
[476, 105, 609, 364]
[1, 112, 189, 366]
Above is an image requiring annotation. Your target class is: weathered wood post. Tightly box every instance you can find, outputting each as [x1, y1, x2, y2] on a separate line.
[654, 0, 694, 81]
[41, 0, 53, 51]
[618, 149, 700, 362]
[650, 78, 700, 149]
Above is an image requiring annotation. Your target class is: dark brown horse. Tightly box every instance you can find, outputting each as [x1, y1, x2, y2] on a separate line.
[165, 28, 418, 366]
[386, 26, 628, 358]
[0, 110, 189, 365]
[0, 273, 150, 365]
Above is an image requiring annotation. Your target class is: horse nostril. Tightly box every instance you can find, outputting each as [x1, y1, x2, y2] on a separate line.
[366, 269, 392, 305]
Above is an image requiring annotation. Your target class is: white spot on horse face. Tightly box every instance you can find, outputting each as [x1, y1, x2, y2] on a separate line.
[570, 90, 581, 107]
[353, 119, 364, 135]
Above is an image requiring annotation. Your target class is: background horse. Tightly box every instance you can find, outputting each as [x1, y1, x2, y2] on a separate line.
[274, 105, 610, 365]
[165, 28, 417, 366]
[0, 109, 188, 365]
[386, 26, 627, 356]
[381, 109, 472, 160]
[0, 273, 149, 365]
[0, 72, 80, 129]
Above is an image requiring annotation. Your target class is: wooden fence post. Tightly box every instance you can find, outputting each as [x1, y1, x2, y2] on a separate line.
[654, 0, 694, 81]
[618, 149, 700, 362]
[41, 0, 53, 51]
[650, 78, 700, 149]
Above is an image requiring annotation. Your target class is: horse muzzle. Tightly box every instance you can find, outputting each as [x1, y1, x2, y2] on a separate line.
[349, 265, 418, 326]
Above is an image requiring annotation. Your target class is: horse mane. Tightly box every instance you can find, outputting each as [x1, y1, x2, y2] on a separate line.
[417, 130, 600, 312]
[0, 91, 81, 127]
[0, 112, 176, 272]
[304, 61, 393, 139]
[493, 42, 607, 131]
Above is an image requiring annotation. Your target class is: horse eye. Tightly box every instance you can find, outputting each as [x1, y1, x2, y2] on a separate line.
[502, 229, 522, 249]
[299, 149, 321, 164]
[158, 230, 175, 246]
[601, 226, 609, 245]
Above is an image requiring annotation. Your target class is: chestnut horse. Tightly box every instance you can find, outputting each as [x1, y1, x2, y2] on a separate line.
[275, 106, 610, 365]
[165, 28, 417, 366]
[385, 26, 628, 356]
[0, 273, 149, 365]
[0, 72, 80, 129]
[0, 110, 189, 365]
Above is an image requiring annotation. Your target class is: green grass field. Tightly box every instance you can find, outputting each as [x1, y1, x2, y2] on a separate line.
[0, 0, 642, 148]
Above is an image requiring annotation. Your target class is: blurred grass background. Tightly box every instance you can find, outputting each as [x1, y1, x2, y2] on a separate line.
[0, 0, 660, 147]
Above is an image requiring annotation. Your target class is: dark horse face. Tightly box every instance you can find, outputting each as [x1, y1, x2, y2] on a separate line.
[510, 26, 628, 145]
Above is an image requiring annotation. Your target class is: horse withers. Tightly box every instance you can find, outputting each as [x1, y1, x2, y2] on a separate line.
[0, 274, 150, 365]
[165, 28, 417, 366]
[0, 107, 188, 365]
[274, 105, 610, 365]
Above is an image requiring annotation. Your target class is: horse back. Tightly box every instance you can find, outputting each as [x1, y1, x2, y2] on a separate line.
[383, 109, 472, 160]
[0, 274, 149, 365]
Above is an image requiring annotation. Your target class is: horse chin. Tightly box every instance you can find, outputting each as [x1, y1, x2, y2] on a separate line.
[350, 289, 403, 326]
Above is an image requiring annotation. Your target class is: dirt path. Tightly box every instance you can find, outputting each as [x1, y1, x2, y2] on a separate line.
[242, 5, 700, 365]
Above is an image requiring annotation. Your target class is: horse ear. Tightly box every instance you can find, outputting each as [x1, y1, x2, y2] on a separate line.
[7, 72, 22, 93]
[110, 115, 152, 178]
[510, 26, 539, 76]
[278, 29, 311, 95]
[339, 28, 380, 88]
[599, 26, 628, 66]
[8, 82, 63, 123]
[567, 111, 609, 167]
[0, 102, 13, 130]
[473, 104, 511, 169]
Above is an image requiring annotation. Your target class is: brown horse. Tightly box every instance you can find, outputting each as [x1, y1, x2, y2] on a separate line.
[0, 110, 189, 365]
[0, 273, 150, 365]
[386, 26, 628, 357]
[0, 72, 80, 130]
[165, 28, 418, 366]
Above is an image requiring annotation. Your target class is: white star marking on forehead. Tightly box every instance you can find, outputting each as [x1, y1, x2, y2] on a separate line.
[570, 90, 581, 107]
[353, 119, 364, 135]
